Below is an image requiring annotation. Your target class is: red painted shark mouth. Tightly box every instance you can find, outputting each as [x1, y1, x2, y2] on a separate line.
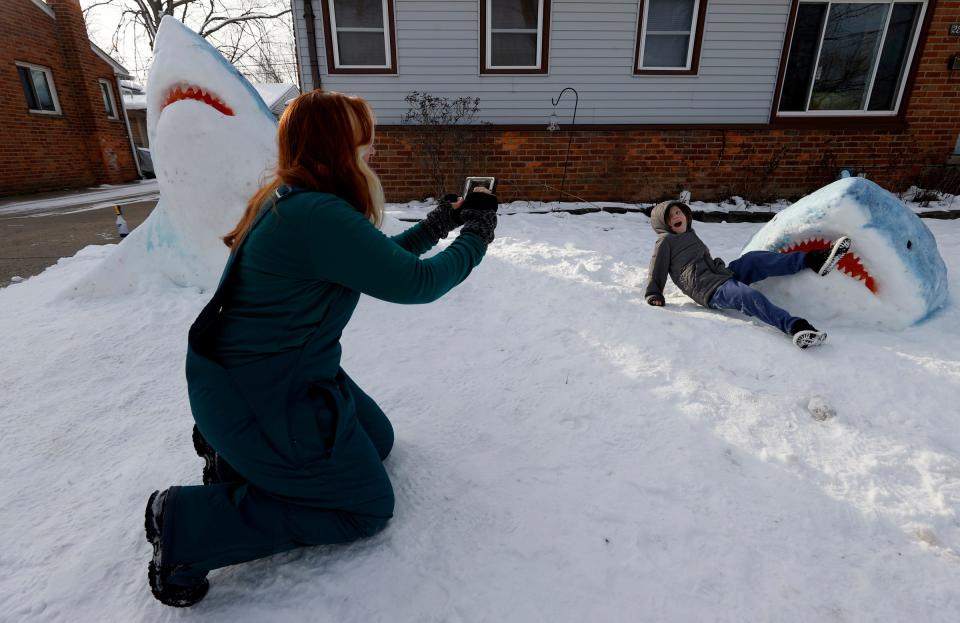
[779, 237, 877, 294]
[161, 85, 234, 116]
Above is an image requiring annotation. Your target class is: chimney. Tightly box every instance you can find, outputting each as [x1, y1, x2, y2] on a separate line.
[47, 0, 108, 179]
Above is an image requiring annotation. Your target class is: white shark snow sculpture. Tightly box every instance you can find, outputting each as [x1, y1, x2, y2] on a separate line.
[742, 177, 948, 328]
[65, 17, 278, 295]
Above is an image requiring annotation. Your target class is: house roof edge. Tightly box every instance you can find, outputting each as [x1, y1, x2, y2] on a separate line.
[30, 0, 55, 18]
[91, 43, 133, 79]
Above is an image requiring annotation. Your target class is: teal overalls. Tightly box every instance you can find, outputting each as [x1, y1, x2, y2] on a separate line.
[160, 188, 487, 579]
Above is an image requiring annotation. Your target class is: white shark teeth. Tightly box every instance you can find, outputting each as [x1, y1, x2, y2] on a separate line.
[162, 84, 234, 116]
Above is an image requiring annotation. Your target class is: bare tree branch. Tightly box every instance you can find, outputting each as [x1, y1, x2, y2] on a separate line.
[82, 0, 295, 82]
[199, 10, 291, 38]
[82, 0, 115, 18]
[199, 0, 217, 36]
[230, 36, 262, 65]
[132, 0, 157, 44]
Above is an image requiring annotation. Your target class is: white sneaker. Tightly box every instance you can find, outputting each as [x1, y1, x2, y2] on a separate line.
[793, 329, 827, 349]
[818, 236, 852, 276]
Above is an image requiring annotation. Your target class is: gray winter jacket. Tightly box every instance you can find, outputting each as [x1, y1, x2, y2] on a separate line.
[644, 201, 734, 307]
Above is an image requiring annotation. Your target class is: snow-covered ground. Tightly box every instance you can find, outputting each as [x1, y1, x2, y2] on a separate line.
[396, 186, 959, 218]
[0, 180, 159, 217]
[1, 206, 958, 622]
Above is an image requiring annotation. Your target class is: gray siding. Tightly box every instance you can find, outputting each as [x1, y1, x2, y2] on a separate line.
[292, 0, 792, 125]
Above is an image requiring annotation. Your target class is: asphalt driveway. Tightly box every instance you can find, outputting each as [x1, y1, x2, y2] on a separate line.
[0, 200, 156, 287]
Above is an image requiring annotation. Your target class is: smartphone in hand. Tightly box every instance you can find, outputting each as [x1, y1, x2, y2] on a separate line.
[463, 177, 496, 196]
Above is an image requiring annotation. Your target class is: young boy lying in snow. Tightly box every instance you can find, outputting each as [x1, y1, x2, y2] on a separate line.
[644, 200, 851, 349]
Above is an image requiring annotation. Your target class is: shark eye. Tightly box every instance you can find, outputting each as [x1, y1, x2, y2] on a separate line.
[906, 240, 913, 250]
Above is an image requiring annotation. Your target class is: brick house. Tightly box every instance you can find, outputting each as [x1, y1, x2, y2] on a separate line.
[0, 0, 140, 198]
[291, 0, 960, 202]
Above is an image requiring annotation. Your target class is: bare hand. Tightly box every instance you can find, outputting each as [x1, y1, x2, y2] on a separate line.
[452, 196, 465, 210]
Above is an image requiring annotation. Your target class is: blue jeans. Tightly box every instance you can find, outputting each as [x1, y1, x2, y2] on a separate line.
[708, 251, 807, 334]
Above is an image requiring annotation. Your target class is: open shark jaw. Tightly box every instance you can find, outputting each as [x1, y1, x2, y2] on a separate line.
[161, 84, 234, 116]
[779, 237, 877, 293]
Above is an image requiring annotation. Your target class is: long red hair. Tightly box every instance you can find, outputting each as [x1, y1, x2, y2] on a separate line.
[223, 90, 384, 249]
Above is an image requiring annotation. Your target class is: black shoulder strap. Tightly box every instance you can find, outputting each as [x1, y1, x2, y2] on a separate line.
[274, 184, 307, 201]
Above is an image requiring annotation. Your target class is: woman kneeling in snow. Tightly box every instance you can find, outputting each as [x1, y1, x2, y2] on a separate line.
[144, 90, 499, 607]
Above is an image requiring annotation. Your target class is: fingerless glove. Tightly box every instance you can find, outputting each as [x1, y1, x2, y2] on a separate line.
[420, 195, 461, 240]
[460, 208, 497, 244]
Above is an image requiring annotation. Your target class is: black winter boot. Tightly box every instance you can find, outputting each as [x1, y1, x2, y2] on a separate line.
[145, 489, 209, 607]
[192, 425, 242, 485]
[805, 236, 851, 276]
[790, 318, 827, 349]
[192, 426, 218, 486]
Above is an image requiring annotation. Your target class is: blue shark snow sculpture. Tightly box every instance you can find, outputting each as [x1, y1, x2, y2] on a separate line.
[65, 16, 278, 295]
[742, 177, 948, 328]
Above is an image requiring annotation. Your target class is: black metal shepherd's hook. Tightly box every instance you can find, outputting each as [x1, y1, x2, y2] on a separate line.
[548, 87, 579, 203]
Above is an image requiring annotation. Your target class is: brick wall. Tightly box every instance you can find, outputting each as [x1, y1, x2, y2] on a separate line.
[370, 0, 960, 203]
[0, 0, 138, 197]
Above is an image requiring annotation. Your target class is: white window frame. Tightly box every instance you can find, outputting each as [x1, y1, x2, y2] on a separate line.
[637, 0, 701, 71]
[327, 0, 393, 69]
[485, 0, 546, 70]
[98, 79, 119, 120]
[15, 62, 61, 115]
[778, 0, 929, 118]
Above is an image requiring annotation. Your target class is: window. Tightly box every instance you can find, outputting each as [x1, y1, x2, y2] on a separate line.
[99, 79, 118, 120]
[321, 0, 397, 74]
[777, 1, 927, 116]
[16, 63, 60, 114]
[635, 0, 709, 74]
[481, 0, 551, 74]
